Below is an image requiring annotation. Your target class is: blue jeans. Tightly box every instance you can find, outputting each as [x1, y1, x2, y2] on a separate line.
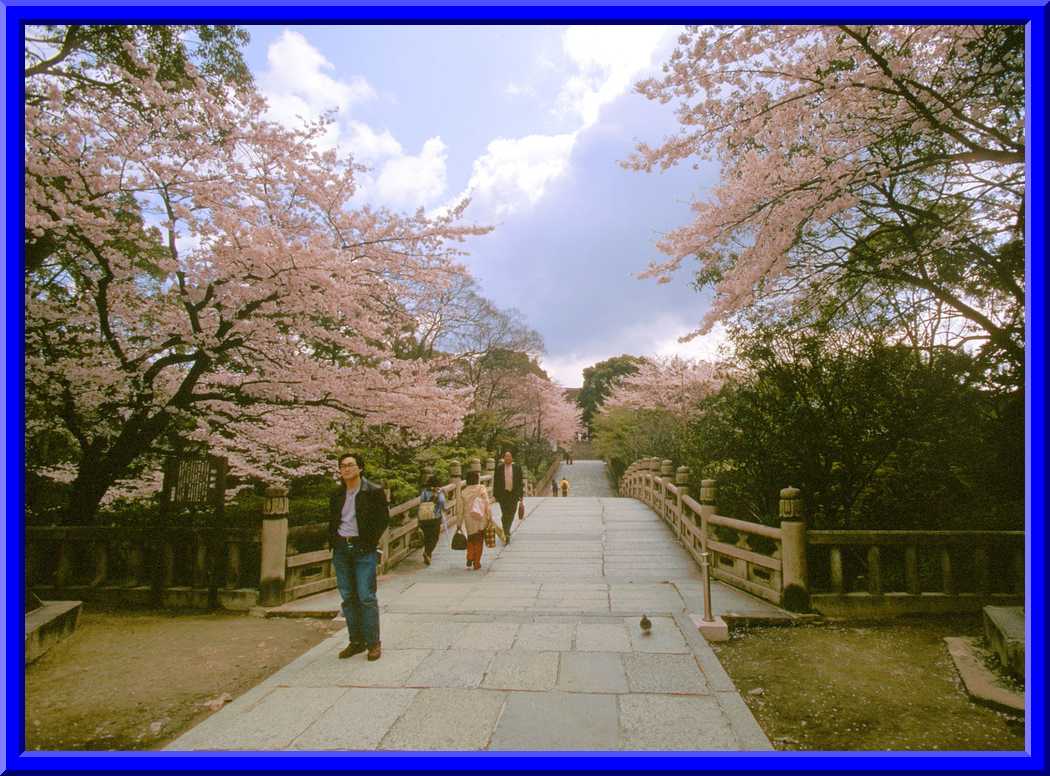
[332, 541, 380, 645]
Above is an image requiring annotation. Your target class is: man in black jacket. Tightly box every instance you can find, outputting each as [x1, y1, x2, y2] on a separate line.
[329, 451, 389, 661]
[492, 450, 524, 544]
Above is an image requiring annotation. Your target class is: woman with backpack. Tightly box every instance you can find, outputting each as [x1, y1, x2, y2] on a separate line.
[449, 470, 504, 570]
[417, 476, 446, 566]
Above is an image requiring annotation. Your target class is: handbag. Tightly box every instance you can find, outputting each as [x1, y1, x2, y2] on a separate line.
[484, 524, 496, 548]
[451, 528, 467, 551]
[517, 501, 525, 520]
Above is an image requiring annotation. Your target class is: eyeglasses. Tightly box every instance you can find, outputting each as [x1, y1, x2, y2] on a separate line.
[339, 462, 359, 470]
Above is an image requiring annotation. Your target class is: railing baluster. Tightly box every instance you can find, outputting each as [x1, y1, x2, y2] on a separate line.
[867, 546, 881, 595]
[1012, 546, 1025, 595]
[226, 540, 242, 589]
[940, 547, 954, 595]
[127, 541, 145, 587]
[829, 547, 844, 594]
[55, 538, 72, 588]
[89, 541, 108, 587]
[974, 545, 989, 595]
[905, 545, 921, 595]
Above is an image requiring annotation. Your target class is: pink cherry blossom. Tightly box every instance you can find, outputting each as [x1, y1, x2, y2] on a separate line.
[25, 41, 489, 519]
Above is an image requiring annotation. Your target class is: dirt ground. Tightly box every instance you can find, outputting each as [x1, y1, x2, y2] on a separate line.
[25, 607, 340, 751]
[711, 613, 1026, 751]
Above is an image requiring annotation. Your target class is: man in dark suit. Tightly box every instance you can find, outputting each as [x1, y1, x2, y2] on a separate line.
[328, 451, 389, 661]
[492, 449, 524, 544]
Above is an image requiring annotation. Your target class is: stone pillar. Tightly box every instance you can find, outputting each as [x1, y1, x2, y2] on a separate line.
[660, 459, 674, 522]
[698, 479, 716, 551]
[779, 486, 808, 601]
[676, 466, 690, 535]
[259, 485, 289, 607]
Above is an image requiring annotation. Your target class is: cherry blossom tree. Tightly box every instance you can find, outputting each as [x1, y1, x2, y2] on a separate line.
[509, 373, 584, 449]
[629, 25, 1024, 381]
[25, 39, 487, 521]
[602, 355, 724, 424]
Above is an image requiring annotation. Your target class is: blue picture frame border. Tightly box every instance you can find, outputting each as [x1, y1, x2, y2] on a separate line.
[4, 1, 1046, 772]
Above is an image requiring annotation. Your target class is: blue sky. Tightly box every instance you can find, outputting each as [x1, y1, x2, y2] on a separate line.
[242, 25, 727, 387]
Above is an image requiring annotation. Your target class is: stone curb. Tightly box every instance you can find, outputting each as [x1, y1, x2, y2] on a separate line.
[944, 636, 1024, 714]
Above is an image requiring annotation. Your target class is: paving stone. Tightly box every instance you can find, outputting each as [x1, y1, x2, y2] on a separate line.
[619, 694, 738, 750]
[715, 691, 775, 751]
[626, 616, 690, 653]
[575, 622, 631, 652]
[557, 651, 628, 693]
[405, 649, 495, 688]
[514, 622, 575, 651]
[165, 474, 775, 752]
[489, 692, 620, 750]
[452, 622, 520, 650]
[380, 619, 467, 650]
[290, 688, 419, 750]
[623, 653, 710, 694]
[482, 651, 559, 691]
[171, 686, 346, 750]
[379, 688, 506, 750]
[281, 648, 430, 687]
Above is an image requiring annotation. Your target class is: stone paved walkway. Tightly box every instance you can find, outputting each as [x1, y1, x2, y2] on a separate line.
[167, 461, 776, 751]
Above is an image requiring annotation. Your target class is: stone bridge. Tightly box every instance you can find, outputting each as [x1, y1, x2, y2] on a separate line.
[167, 460, 780, 751]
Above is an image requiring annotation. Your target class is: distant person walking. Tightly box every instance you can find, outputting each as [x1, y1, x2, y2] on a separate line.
[559, 477, 570, 497]
[551, 479, 558, 496]
[449, 470, 504, 570]
[417, 476, 445, 566]
[329, 451, 389, 662]
[492, 450, 524, 544]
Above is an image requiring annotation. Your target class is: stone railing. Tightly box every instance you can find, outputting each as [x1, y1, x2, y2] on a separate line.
[258, 457, 531, 608]
[25, 524, 261, 610]
[534, 456, 562, 498]
[620, 456, 1024, 617]
[27, 456, 535, 612]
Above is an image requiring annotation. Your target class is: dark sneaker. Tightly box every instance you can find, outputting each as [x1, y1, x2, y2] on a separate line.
[339, 642, 366, 659]
[423, 553, 431, 566]
[367, 642, 382, 661]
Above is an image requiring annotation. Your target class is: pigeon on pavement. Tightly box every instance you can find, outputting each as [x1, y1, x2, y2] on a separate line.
[640, 614, 652, 634]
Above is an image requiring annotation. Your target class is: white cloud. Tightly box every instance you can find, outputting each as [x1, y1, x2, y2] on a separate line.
[444, 26, 675, 219]
[260, 30, 376, 133]
[653, 322, 731, 363]
[556, 25, 676, 128]
[539, 352, 597, 389]
[543, 318, 730, 388]
[450, 133, 577, 219]
[346, 120, 403, 162]
[258, 31, 451, 211]
[376, 137, 449, 209]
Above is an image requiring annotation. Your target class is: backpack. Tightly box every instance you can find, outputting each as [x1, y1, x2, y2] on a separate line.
[419, 488, 441, 521]
[469, 494, 487, 521]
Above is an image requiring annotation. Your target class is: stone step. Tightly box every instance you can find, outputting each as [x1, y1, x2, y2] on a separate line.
[25, 600, 82, 664]
[982, 605, 1024, 680]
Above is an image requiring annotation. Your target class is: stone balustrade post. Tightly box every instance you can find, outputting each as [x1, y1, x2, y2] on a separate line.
[676, 466, 690, 531]
[660, 459, 674, 521]
[698, 479, 716, 552]
[259, 485, 289, 607]
[779, 486, 808, 606]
